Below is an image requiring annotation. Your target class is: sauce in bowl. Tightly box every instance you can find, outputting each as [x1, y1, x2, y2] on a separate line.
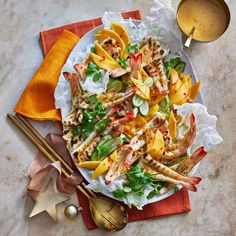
[177, 0, 230, 41]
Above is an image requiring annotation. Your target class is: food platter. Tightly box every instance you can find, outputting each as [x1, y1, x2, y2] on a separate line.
[55, 19, 211, 207]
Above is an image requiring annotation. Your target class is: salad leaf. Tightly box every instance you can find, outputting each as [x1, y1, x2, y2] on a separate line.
[126, 43, 139, 54]
[112, 166, 168, 199]
[117, 58, 128, 69]
[85, 61, 102, 82]
[164, 57, 186, 79]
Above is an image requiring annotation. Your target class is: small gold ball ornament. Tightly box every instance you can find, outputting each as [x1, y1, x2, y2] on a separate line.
[64, 204, 80, 220]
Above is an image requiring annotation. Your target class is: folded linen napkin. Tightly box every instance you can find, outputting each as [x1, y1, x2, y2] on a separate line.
[15, 10, 191, 229]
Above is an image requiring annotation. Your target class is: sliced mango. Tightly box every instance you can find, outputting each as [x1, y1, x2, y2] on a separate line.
[132, 78, 150, 100]
[110, 150, 118, 162]
[147, 129, 164, 159]
[170, 68, 179, 84]
[89, 53, 120, 70]
[98, 29, 126, 57]
[124, 114, 147, 136]
[168, 111, 177, 140]
[190, 80, 202, 101]
[91, 157, 113, 179]
[94, 43, 118, 63]
[169, 76, 189, 105]
[145, 104, 159, 122]
[77, 161, 101, 169]
[140, 68, 149, 80]
[177, 74, 192, 105]
[111, 22, 130, 46]
[95, 34, 109, 42]
[149, 93, 165, 106]
[170, 68, 182, 94]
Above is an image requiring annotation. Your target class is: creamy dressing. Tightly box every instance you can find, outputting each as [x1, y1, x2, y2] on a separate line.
[177, 0, 228, 41]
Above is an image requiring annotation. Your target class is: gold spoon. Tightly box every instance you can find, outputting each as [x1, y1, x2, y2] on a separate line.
[184, 27, 195, 48]
[73, 187, 128, 231]
[7, 113, 128, 231]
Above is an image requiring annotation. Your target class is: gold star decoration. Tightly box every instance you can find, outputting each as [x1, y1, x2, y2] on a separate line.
[29, 178, 69, 221]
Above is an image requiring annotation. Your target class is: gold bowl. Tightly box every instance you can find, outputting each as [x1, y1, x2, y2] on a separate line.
[177, 0, 230, 46]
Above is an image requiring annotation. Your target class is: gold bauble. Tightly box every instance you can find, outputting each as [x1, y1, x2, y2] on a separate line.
[64, 204, 79, 220]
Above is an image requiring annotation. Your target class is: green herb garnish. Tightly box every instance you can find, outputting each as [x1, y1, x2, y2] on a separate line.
[72, 126, 80, 136]
[126, 43, 139, 54]
[173, 186, 179, 193]
[117, 58, 128, 69]
[87, 95, 99, 105]
[85, 61, 102, 82]
[113, 166, 168, 199]
[90, 46, 96, 53]
[80, 120, 95, 140]
[164, 57, 186, 79]
[79, 100, 106, 140]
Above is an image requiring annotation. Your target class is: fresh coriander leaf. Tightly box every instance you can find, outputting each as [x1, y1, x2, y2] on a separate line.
[88, 61, 98, 69]
[80, 120, 94, 140]
[117, 58, 127, 69]
[123, 186, 132, 193]
[90, 46, 95, 53]
[113, 189, 126, 198]
[127, 43, 139, 54]
[87, 95, 98, 105]
[72, 126, 79, 136]
[85, 69, 94, 76]
[147, 189, 160, 199]
[85, 62, 102, 82]
[173, 186, 179, 193]
[93, 71, 102, 82]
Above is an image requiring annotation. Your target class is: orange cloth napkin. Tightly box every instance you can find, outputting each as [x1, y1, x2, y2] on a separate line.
[15, 10, 191, 229]
[14, 30, 79, 121]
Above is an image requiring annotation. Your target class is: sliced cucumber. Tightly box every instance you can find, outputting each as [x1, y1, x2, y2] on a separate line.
[132, 94, 144, 107]
[143, 77, 154, 87]
[139, 100, 149, 116]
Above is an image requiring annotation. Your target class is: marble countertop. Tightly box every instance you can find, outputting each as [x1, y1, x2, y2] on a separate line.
[0, 0, 235, 235]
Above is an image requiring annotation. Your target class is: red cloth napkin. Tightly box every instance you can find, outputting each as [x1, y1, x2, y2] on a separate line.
[40, 10, 191, 230]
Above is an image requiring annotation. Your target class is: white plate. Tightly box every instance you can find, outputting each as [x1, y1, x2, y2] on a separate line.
[56, 20, 203, 205]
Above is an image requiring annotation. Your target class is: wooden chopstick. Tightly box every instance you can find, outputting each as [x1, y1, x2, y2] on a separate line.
[7, 113, 69, 177]
[16, 114, 74, 174]
[8, 113, 96, 197]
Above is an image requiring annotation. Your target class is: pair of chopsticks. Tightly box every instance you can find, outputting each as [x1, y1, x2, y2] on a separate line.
[7, 113, 95, 198]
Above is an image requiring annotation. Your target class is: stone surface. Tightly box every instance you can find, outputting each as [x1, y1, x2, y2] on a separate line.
[0, 0, 235, 235]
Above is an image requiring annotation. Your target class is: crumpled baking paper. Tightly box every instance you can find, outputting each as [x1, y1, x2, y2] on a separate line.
[175, 103, 223, 155]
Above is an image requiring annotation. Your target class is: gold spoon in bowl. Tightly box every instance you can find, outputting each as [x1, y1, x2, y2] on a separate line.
[7, 113, 128, 231]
